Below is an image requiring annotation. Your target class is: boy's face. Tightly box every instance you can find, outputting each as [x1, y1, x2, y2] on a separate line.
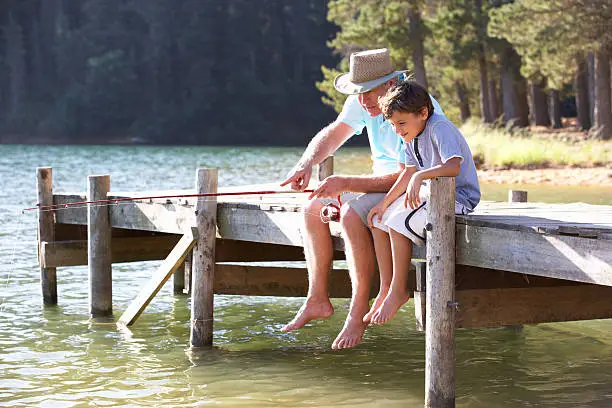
[357, 81, 393, 117]
[388, 108, 429, 142]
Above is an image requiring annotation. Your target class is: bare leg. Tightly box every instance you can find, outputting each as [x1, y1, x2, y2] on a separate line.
[281, 199, 334, 332]
[363, 227, 392, 323]
[332, 206, 376, 350]
[371, 229, 412, 325]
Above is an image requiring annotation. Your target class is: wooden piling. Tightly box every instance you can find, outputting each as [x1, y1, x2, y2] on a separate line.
[425, 177, 456, 408]
[88, 175, 112, 317]
[173, 262, 186, 295]
[37, 167, 57, 305]
[184, 252, 193, 295]
[508, 189, 528, 203]
[190, 168, 218, 347]
[317, 156, 334, 181]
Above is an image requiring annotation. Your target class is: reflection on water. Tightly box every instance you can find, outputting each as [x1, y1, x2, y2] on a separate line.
[1, 145, 611, 407]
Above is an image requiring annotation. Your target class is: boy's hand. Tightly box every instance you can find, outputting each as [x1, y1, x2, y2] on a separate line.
[308, 175, 348, 199]
[404, 173, 422, 209]
[367, 201, 388, 228]
[281, 163, 312, 191]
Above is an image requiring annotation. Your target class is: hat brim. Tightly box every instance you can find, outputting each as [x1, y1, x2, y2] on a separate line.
[333, 70, 408, 95]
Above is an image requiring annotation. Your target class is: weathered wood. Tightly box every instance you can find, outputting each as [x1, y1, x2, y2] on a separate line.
[414, 261, 427, 331]
[456, 284, 612, 328]
[425, 177, 456, 408]
[118, 227, 198, 326]
[508, 190, 528, 203]
[41, 235, 181, 267]
[191, 169, 218, 347]
[317, 156, 334, 181]
[173, 262, 186, 295]
[457, 224, 612, 286]
[88, 175, 112, 317]
[37, 167, 57, 305]
[184, 251, 193, 295]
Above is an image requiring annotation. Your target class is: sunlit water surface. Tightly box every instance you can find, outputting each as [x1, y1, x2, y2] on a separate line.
[1, 145, 612, 407]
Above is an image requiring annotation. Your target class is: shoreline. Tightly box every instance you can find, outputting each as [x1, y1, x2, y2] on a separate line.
[477, 166, 612, 187]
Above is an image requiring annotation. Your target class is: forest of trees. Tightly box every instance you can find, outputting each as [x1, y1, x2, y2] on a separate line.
[0, 0, 339, 144]
[318, 0, 612, 140]
[0, 0, 611, 145]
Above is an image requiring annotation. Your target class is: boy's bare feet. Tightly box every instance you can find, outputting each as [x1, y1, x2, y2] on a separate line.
[362, 288, 389, 323]
[370, 290, 411, 325]
[332, 313, 367, 350]
[281, 298, 334, 333]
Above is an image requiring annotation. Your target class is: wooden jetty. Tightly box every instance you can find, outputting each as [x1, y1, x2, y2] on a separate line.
[35, 160, 612, 407]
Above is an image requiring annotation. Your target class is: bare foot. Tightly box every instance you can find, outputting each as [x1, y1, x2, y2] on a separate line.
[331, 314, 367, 350]
[281, 298, 334, 333]
[371, 290, 411, 325]
[362, 289, 389, 324]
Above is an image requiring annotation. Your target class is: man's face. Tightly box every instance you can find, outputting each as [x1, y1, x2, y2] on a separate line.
[388, 108, 429, 143]
[357, 81, 392, 117]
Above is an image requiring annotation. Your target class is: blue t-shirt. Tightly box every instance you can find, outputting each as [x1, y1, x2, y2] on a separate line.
[338, 94, 444, 175]
[403, 113, 481, 211]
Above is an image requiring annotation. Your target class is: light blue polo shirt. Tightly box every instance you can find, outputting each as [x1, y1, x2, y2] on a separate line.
[338, 93, 444, 175]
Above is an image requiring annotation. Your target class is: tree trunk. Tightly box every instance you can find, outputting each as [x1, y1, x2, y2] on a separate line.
[530, 80, 551, 126]
[5, 13, 26, 119]
[408, 5, 428, 88]
[590, 51, 612, 140]
[500, 46, 529, 128]
[549, 89, 562, 129]
[575, 55, 591, 130]
[456, 81, 471, 122]
[488, 73, 500, 121]
[478, 53, 493, 123]
[587, 52, 596, 125]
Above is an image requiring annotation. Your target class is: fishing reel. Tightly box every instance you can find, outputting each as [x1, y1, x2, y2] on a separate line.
[320, 195, 342, 223]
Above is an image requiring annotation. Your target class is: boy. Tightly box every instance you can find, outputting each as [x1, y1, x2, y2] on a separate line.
[364, 80, 480, 325]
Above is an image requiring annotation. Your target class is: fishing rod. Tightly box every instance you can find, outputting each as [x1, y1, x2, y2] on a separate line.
[21, 189, 317, 213]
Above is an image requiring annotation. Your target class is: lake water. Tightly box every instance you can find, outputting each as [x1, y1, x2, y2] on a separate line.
[1, 145, 612, 407]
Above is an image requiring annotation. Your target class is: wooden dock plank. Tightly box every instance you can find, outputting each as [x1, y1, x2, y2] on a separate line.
[118, 227, 198, 326]
[456, 284, 612, 328]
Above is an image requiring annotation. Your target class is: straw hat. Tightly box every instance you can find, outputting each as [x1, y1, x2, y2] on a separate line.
[334, 48, 408, 95]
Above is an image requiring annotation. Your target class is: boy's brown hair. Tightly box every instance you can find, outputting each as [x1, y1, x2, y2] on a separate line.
[379, 80, 434, 120]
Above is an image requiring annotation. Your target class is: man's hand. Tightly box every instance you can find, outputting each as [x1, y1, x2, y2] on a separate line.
[367, 200, 388, 228]
[404, 172, 423, 209]
[280, 163, 313, 191]
[308, 175, 350, 199]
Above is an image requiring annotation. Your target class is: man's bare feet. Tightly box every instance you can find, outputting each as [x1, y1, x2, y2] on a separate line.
[332, 313, 367, 350]
[370, 290, 411, 325]
[362, 288, 389, 324]
[281, 298, 334, 333]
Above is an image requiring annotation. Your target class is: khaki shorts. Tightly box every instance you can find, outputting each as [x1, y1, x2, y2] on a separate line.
[371, 193, 469, 246]
[319, 192, 386, 225]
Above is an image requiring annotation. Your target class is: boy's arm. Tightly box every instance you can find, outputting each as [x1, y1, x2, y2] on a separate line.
[381, 165, 418, 207]
[405, 158, 461, 209]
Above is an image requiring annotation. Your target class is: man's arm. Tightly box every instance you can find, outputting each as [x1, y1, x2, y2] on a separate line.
[308, 164, 405, 199]
[281, 120, 355, 191]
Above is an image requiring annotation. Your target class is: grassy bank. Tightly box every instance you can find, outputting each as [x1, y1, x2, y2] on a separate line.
[461, 121, 612, 169]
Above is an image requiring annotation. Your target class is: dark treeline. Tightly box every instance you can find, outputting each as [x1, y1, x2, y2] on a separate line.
[0, 0, 339, 145]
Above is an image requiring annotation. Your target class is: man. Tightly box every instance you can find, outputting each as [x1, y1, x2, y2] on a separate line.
[280, 48, 443, 350]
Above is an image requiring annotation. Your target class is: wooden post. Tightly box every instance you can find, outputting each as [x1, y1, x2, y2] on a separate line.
[425, 177, 456, 408]
[184, 251, 193, 295]
[88, 175, 112, 317]
[190, 168, 218, 347]
[317, 155, 334, 181]
[413, 261, 427, 331]
[173, 263, 186, 295]
[508, 190, 528, 203]
[37, 167, 57, 305]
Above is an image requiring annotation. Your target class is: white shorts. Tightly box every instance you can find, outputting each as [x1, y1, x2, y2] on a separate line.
[371, 193, 469, 246]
